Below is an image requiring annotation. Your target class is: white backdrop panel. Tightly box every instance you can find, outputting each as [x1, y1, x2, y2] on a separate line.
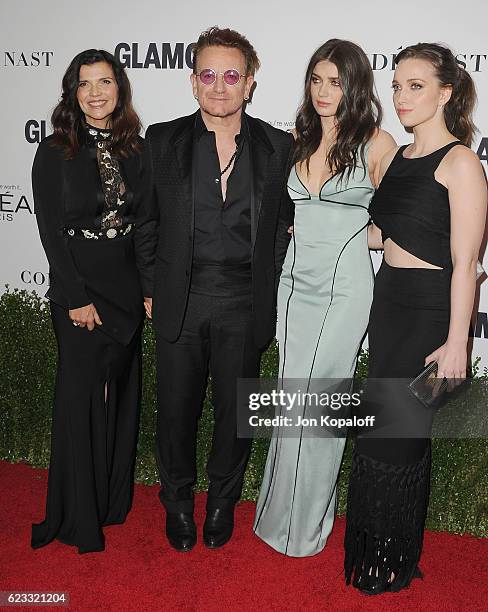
[1, 0, 487, 367]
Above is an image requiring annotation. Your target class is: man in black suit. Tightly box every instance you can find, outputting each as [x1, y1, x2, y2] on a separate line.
[141, 26, 294, 552]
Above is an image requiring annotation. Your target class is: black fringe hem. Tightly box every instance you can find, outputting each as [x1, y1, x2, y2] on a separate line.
[344, 446, 431, 593]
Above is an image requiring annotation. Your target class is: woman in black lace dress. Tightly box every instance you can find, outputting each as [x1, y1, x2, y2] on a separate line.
[31, 49, 156, 553]
[344, 43, 487, 593]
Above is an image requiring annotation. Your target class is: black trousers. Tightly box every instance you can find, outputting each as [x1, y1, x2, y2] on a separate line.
[155, 289, 261, 514]
[32, 302, 142, 554]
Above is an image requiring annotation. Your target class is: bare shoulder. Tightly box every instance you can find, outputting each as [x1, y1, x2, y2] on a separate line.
[369, 128, 397, 153]
[368, 129, 397, 170]
[444, 144, 482, 172]
[438, 144, 485, 189]
[367, 130, 399, 185]
[380, 145, 401, 169]
[289, 128, 297, 140]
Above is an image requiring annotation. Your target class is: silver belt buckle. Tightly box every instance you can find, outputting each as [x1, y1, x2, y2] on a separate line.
[106, 228, 117, 239]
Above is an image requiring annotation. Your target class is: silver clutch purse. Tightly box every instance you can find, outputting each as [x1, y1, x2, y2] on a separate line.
[408, 361, 448, 408]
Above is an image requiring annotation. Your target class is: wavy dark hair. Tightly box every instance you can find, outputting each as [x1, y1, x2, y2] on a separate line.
[294, 39, 382, 183]
[51, 49, 141, 158]
[395, 43, 477, 146]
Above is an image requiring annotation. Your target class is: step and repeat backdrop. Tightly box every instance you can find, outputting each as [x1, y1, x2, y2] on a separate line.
[1, 0, 487, 367]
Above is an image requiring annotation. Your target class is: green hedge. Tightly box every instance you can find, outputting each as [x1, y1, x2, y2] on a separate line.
[1, 288, 487, 537]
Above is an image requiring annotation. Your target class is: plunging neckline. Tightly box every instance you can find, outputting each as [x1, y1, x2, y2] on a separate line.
[294, 163, 338, 198]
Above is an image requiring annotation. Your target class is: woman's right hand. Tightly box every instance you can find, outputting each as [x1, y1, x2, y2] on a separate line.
[69, 303, 102, 331]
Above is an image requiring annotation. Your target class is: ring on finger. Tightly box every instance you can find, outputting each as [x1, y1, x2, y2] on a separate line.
[73, 321, 79, 327]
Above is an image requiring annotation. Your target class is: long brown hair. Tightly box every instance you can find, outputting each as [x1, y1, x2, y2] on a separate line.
[294, 39, 382, 183]
[51, 49, 141, 159]
[395, 43, 477, 146]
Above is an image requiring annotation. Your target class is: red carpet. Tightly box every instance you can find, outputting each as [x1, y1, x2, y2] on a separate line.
[1, 460, 487, 611]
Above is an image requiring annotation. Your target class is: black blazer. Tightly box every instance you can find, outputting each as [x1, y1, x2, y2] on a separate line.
[32, 135, 151, 344]
[140, 111, 294, 348]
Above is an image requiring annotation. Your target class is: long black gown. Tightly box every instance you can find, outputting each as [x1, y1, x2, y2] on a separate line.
[31, 125, 154, 553]
[344, 141, 464, 591]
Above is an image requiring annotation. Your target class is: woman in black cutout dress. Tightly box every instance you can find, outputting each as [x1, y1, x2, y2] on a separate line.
[31, 50, 155, 553]
[344, 43, 487, 593]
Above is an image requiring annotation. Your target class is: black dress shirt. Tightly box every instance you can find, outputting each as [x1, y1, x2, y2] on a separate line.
[193, 112, 252, 266]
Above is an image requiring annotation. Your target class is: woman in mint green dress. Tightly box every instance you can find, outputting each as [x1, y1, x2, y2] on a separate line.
[254, 39, 396, 557]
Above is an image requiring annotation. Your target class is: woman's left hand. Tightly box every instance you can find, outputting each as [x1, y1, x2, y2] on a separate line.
[425, 340, 467, 390]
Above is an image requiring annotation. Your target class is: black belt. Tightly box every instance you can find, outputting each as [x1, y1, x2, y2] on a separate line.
[64, 224, 133, 240]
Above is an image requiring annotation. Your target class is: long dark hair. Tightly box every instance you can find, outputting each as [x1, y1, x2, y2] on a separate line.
[294, 39, 382, 182]
[51, 49, 141, 158]
[395, 43, 477, 146]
